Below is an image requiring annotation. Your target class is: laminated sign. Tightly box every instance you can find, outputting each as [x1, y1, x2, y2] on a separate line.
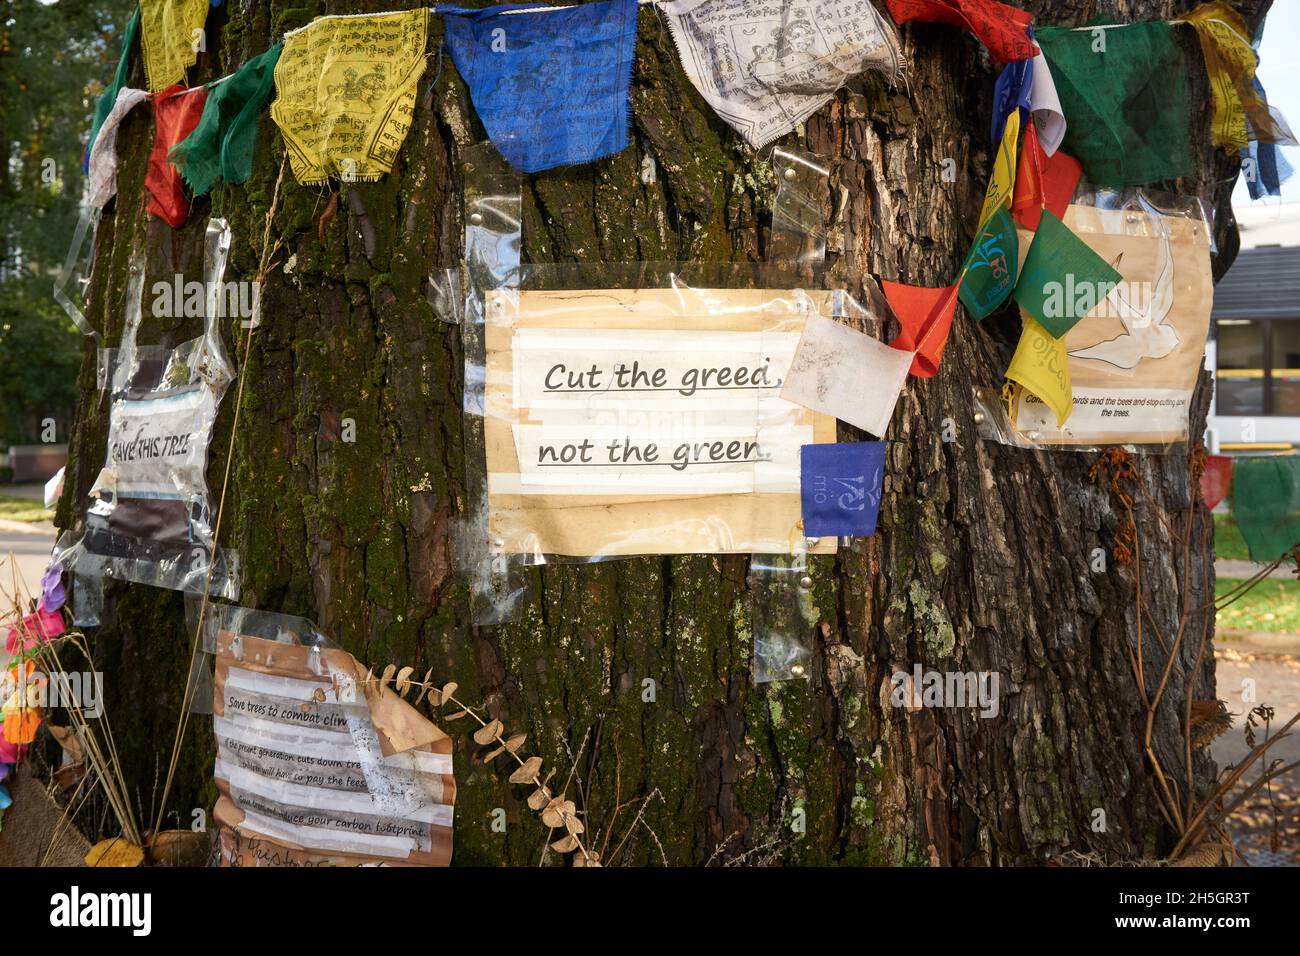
[212, 630, 455, 867]
[1006, 203, 1212, 445]
[484, 287, 839, 556]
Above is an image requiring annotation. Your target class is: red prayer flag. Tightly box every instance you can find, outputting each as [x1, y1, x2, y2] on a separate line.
[1202, 455, 1233, 511]
[884, 279, 961, 378]
[1011, 121, 1083, 231]
[147, 84, 208, 228]
[883, 0, 1037, 63]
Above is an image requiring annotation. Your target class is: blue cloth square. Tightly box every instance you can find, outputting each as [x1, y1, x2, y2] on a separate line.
[441, 0, 638, 174]
[800, 443, 885, 538]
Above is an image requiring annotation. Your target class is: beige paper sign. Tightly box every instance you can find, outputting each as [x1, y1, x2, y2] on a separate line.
[1009, 204, 1212, 445]
[484, 287, 838, 556]
[212, 631, 454, 867]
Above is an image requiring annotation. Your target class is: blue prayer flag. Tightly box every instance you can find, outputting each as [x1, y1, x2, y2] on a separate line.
[991, 55, 1032, 144]
[441, 0, 638, 173]
[800, 443, 885, 538]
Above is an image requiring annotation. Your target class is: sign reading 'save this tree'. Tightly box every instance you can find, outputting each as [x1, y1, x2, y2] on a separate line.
[483, 288, 837, 556]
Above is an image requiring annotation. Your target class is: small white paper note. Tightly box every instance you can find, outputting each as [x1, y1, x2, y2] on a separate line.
[779, 313, 911, 437]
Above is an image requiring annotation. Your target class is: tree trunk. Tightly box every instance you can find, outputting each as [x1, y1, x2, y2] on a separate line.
[59, 0, 1260, 865]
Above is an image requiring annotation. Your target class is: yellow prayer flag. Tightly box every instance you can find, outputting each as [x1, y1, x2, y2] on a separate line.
[140, 0, 210, 93]
[1185, 2, 1295, 152]
[270, 10, 429, 186]
[1005, 312, 1072, 428]
[978, 108, 1019, 230]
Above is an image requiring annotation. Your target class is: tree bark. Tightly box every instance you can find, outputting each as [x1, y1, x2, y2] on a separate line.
[59, 0, 1262, 865]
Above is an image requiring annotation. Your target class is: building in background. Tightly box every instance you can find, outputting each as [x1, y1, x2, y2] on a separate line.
[1206, 203, 1300, 451]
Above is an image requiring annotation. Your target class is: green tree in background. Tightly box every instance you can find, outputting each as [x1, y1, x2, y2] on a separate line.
[0, 0, 135, 445]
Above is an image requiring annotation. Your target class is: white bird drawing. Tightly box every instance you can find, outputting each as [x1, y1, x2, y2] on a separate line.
[1067, 223, 1178, 370]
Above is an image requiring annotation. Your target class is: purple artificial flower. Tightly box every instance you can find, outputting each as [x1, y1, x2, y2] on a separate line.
[39, 557, 66, 613]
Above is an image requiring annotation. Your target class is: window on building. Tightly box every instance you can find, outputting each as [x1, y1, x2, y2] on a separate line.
[1216, 319, 1265, 415]
[1272, 323, 1300, 416]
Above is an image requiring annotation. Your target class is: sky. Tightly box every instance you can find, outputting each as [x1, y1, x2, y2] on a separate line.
[1231, 2, 1300, 207]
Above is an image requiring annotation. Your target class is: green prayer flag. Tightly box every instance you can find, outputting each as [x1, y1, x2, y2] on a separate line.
[1013, 209, 1122, 339]
[169, 43, 283, 196]
[85, 6, 141, 172]
[959, 206, 1018, 321]
[1036, 22, 1192, 187]
[1230, 456, 1300, 562]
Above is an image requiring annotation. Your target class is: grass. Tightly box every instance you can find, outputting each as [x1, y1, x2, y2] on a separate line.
[0, 493, 52, 523]
[1214, 513, 1250, 561]
[1216, 577, 1300, 634]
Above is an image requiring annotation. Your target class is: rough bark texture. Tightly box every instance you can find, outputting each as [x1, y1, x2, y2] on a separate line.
[59, 0, 1262, 865]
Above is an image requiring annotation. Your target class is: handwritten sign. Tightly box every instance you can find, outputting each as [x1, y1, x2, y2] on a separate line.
[484, 288, 838, 556]
[213, 631, 454, 867]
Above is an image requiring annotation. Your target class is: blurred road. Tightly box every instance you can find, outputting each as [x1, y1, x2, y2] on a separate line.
[0, 522, 55, 600]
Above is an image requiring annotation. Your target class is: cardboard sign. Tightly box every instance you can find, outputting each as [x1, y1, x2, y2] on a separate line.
[212, 631, 454, 867]
[1008, 204, 1212, 445]
[484, 288, 838, 556]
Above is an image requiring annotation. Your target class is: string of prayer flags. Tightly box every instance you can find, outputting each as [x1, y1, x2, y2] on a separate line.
[1229, 455, 1300, 562]
[1035, 23, 1192, 186]
[662, 0, 902, 150]
[1010, 120, 1082, 231]
[1012, 208, 1121, 339]
[140, 0, 211, 93]
[1184, 2, 1296, 153]
[442, 0, 638, 173]
[85, 7, 141, 173]
[170, 43, 283, 196]
[1004, 313, 1072, 427]
[1201, 454, 1232, 511]
[884, 279, 960, 378]
[781, 313, 912, 437]
[146, 85, 208, 228]
[991, 56, 1031, 145]
[271, 10, 428, 185]
[978, 107, 1019, 229]
[87, 88, 149, 210]
[883, 0, 1037, 63]
[958, 205, 1017, 321]
[1026, 31, 1066, 155]
[800, 442, 886, 537]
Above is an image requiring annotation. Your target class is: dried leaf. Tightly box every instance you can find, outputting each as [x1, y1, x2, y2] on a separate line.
[550, 834, 580, 854]
[440, 681, 459, 704]
[380, 664, 396, 688]
[504, 733, 527, 753]
[472, 718, 503, 746]
[85, 838, 144, 868]
[415, 668, 434, 705]
[541, 798, 576, 829]
[541, 797, 566, 828]
[1173, 843, 1227, 867]
[395, 666, 415, 696]
[527, 786, 552, 810]
[510, 755, 544, 784]
[564, 814, 585, 836]
[484, 746, 505, 763]
[444, 710, 469, 721]
[573, 850, 601, 867]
